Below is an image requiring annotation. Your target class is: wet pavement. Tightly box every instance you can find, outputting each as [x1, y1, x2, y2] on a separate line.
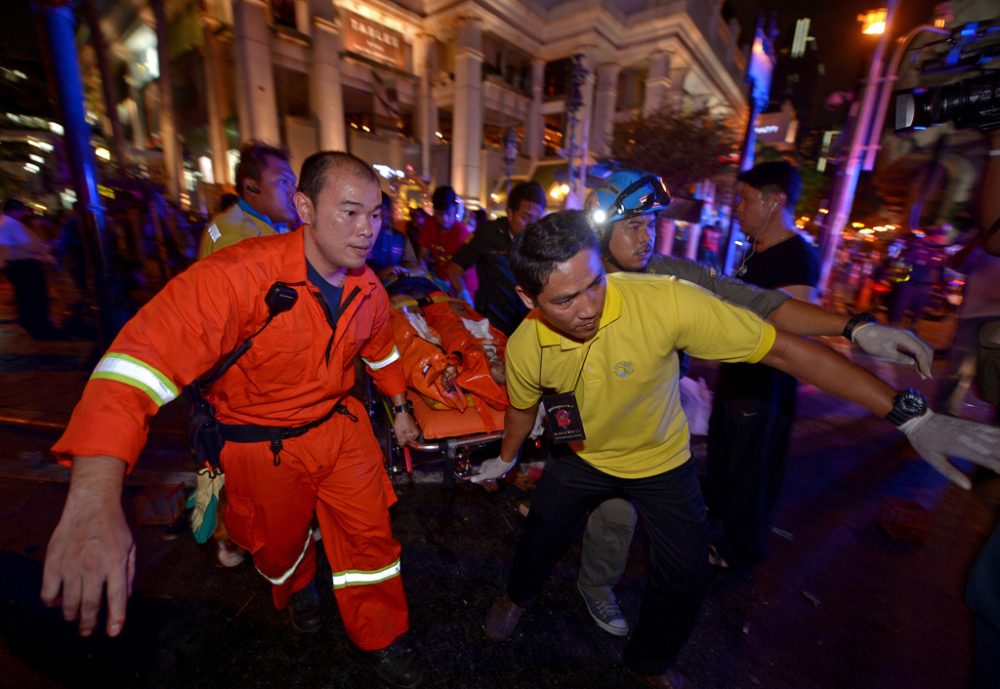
[1, 287, 998, 689]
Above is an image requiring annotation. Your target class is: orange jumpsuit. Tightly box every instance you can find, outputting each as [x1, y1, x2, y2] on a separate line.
[52, 230, 409, 650]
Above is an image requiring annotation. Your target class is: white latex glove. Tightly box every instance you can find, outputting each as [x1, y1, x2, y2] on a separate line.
[899, 410, 1000, 490]
[467, 455, 517, 484]
[853, 323, 934, 379]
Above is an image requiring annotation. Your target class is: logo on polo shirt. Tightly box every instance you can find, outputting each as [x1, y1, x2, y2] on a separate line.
[613, 361, 634, 379]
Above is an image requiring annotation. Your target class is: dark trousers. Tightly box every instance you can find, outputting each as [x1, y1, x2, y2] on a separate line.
[968, 521, 1000, 689]
[889, 280, 932, 326]
[706, 367, 798, 567]
[4, 259, 56, 339]
[507, 451, 708, 674]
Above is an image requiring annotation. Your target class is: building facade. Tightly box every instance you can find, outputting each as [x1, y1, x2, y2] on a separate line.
[88, 0, 749, 210]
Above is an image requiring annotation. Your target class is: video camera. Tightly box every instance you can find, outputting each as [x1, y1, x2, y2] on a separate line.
[894, 20, 1000, 133]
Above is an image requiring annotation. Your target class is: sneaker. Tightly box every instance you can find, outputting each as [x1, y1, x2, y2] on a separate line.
[288, 581, 323, 634]
[215, 539, 246, 568]
[350, 639, 423, 689]
[577, 581, 628, 636]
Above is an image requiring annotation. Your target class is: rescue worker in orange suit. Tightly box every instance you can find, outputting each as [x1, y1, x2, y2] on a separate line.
[41, 152, 425, 689]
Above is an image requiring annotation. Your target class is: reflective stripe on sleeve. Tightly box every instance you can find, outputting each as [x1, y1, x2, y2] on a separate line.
[362, 345, 400, 371]
[331, 558, 401, 590]
[255, 531, 313, 585]
[90, 353, 180, 407]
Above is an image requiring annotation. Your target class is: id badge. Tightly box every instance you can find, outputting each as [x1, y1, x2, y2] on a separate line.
[542, 391, 586, 442]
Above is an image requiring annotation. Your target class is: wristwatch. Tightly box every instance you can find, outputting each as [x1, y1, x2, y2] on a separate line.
[886, 388, 928, 426]
[842, 312, 877, 341]
[391, 400, 414, 416]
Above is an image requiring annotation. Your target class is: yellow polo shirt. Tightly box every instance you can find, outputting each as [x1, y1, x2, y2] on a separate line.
[505, 272, 776, 478]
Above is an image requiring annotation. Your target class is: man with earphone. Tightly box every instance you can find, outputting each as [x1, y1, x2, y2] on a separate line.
[705, 160, 821, 571]
[198, 141, 300, 258]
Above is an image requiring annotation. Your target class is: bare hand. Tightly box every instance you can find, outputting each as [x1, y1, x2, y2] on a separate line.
[41, 456, 135, 637]
[393, 412, 421, 447]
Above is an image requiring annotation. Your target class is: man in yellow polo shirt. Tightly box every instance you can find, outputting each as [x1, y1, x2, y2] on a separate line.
[473, 210, 1000, 689]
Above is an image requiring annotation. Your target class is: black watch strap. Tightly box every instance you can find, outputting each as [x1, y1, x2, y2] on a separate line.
[391, 400, 414, 416]
[886, 388, 928, 426]
[842, 312, 877, 341]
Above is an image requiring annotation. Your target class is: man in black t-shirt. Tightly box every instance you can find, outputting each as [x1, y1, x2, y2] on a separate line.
[707, 160, 821, 571]
[448, 182, 546, 336]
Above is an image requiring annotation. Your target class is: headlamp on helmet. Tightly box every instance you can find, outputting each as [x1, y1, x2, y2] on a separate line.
[584, 170, 672, 227]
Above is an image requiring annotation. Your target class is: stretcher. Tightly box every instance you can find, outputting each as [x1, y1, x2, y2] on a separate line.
[365, 275, 509, 493]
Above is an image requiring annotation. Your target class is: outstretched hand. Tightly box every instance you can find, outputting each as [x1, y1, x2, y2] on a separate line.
[41, 456, 135, 637]
[852, 323, 934, 378]
[899, 410, 1000, 490]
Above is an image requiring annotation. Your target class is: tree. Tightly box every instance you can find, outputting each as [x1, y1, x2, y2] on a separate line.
[610, 105, 737, 195]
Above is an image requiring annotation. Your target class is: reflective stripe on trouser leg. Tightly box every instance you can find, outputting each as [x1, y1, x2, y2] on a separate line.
[331, 558, 401, 589]
[256, 531, 313, 584]
[216, 440, 320, 610]
[315, 402, 409, 650]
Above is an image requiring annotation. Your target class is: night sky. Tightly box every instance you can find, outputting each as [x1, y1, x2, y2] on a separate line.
[729, 0, 939, 114]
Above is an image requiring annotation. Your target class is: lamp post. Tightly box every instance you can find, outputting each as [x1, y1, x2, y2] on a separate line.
[818, 2, 898, 294]
[564, 53, 588, 208]
[503, 126, 518, 198]
[35, 0, 127, 347]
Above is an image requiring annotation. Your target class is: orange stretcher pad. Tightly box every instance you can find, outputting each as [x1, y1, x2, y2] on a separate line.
[407, 391, 504, 440]
[387, 293, 508, 438]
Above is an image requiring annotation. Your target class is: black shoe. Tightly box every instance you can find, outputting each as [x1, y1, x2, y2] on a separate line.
[351, 639, 423, 689]
[288, 581, 323, 634]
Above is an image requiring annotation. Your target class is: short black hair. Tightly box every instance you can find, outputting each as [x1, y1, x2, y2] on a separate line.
[508, 181, 546, 214]
[737, 160, 802, 210]
[432, 185, 457, 211]
[509, 210, 599, 298]
[235, 140, 291, 195]
[297, 151, 379, 204]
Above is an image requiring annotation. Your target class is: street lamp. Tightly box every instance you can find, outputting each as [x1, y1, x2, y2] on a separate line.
[818, 2, 898, 294]
[859, 9, 888, 35]
[818, 3, 953, 293]
[503, 126, 518, 198]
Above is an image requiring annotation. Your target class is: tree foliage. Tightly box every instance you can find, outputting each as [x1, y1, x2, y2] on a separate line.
[610, 105, 737, 195]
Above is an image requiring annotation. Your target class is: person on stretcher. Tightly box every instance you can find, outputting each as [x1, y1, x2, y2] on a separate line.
[382, 277, 508, 413]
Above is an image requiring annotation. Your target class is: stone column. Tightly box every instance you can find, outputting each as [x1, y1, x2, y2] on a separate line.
[643, 50, 671, 116]
[524, 57, 546, 160]
[233, 0, 280, 143]
[153, 0, 182, 201]
[201, 16, 231, 184]
[414, 33, 438, 181]
[451, 16, 484, 206]
[574, 47, 596, 199]
[590, 63, 619, 157]
[311, 16, 346, 151]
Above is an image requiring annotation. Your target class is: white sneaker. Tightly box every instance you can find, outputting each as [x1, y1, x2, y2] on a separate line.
[216, 539, 246, 568]
[577, 581, 629, 636]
